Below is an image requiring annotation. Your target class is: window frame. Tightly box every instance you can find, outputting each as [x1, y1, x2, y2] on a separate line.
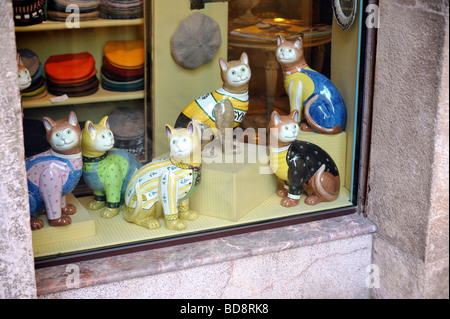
[33, 0, 375, 269]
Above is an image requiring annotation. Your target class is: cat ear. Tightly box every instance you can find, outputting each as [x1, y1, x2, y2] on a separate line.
[240, 52, 249, 65]
[190, 116, 202, 142]
[165, 125, 173, 138]
[219, 58, 228, 72]
[42, 117, 55, 132]
[294, 37, 303, 49]
[99, 116, 110, 129]
[87, 121, 96, 136]
[290, 109, 300, 122]
[187, 122, 195, 135]
[68, 111, 78, 127]
[271, 111, 281, 126]
[277, 34, 286, 46]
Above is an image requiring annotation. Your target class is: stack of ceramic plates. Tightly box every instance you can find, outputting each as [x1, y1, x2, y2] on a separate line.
[19, 49, 47, 100]
[99, 0, 143, 20]
[13, 0, 46, 26]
[47, 0, 100, 21]
[45, 52, 99, 97]
[101, 40, 144, 92]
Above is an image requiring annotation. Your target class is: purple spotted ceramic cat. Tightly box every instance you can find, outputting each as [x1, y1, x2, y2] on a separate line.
[26, 111, 83, 230]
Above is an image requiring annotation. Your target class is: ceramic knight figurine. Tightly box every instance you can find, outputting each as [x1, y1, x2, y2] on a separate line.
[269, 110, 340, 207]
[81, 116, 142, 218]
[174, 52, 251, 156]
[276, 34, 346, 134]
[123, 118, 202, 231]
[26, 111, 83, 230]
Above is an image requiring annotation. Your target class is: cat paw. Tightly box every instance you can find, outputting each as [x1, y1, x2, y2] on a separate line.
[138, 218, 161, 230]
[280, 197, 299, 207]
[165, 219, 187, 230]
[48, 215, 72, 227]
[179, 210, 199, 221]
[304, 195, 322, 205]
[30, 217, 44, 230]
[276, 188, 289, 197]
[100, 207, 120, 218]
[88, 200, 105, 210]
[62, 204, 77, 215]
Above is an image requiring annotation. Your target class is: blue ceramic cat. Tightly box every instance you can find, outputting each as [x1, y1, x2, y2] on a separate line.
[276, 34, 346, 134]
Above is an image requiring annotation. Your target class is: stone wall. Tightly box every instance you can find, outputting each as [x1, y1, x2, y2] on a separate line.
[0, 0, 448, 299]
[0, 0, 37, 299]
[38, 233, 374, 299]
[366, 0, 449, 298]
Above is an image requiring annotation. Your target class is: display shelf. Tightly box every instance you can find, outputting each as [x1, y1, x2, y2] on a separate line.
[15, 18, 144, 32]
[22, 87, 144, 109]
[32, 189, 353, 259]
[31, 194, 96, 249]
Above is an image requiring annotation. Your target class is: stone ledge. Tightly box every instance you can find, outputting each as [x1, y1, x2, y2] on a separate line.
[35, 213, 377, 296]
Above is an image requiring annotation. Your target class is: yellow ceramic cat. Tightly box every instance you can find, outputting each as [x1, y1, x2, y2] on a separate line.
[123, 119, 202, 231]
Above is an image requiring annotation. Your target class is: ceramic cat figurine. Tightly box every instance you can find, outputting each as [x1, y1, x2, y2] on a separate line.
[81, 116, 142, 218]
[26, 111, 82, 230]
[276, 34, 346, 134]
[269, 110, 340, 207]
[175, 52, 251, 155]
[123, 119, 201, 231]
[17, 53, 31, 91]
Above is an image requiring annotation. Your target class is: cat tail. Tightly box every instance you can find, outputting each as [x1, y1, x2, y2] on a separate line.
[314, 165, 340, 202]
[304, 95, 342, 134]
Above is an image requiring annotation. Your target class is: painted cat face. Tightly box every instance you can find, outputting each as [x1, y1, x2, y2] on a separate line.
[43, 111, 81, 154]
[219, 52, 251, 88]
[276, 35, 303, 65]
[167, 129, 193, 158]
[82, 116, 115, 155]
[166, 123, 195, 158]
[166, 119, 201, 161]
[17, 54, 31, 90]
[270, 110, 300, 143]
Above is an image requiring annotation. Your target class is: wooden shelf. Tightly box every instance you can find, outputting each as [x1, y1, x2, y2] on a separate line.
[22, 86, 144, 109]
[15, 18, 144, 32]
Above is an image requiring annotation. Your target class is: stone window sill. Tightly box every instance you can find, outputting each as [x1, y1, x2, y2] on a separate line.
[35, 213, 376, 296]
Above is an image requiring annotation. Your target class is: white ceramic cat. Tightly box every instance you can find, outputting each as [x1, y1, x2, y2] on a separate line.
[123, 119, 202, 231]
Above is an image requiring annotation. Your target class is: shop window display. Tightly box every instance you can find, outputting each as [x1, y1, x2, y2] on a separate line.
[13, 0, 366, 266]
